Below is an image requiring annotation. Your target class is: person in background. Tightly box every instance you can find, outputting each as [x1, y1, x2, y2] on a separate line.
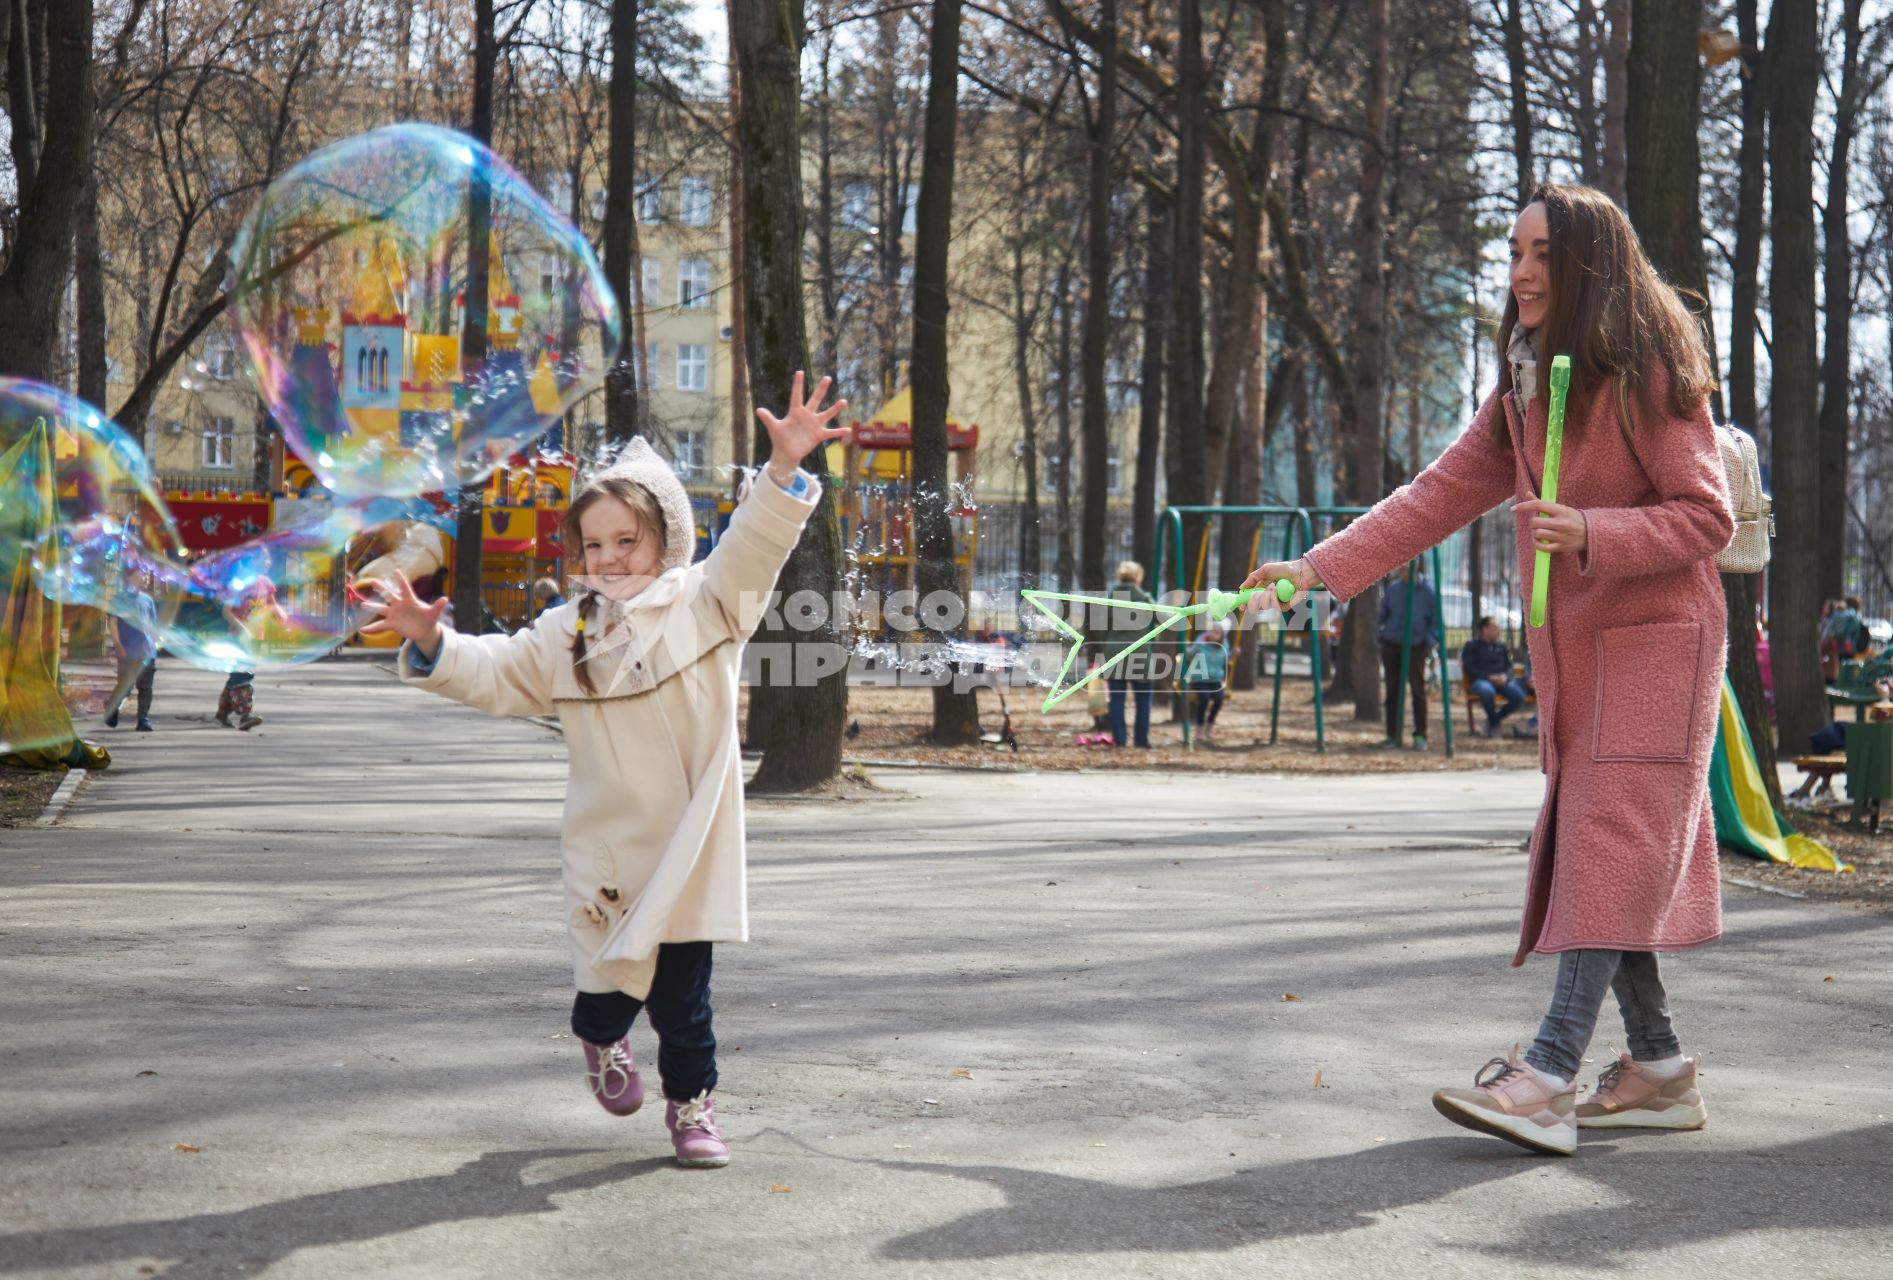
[1377, 566, 1438, 749]
[1184, 619, 1232, 740]
[1099, 560, 1160, 749]
[103, 613, 156, 732]
[532, 576, 567, 619]
[1460, 615, 1530, 739]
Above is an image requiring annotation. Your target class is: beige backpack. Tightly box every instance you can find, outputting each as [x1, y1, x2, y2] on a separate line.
[1713, 423, 1772, 574]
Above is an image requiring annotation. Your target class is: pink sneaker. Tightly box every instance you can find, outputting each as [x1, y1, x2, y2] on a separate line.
[581, 1037, 645, 1116]
[665, 1091, 731, 1168]
[1432, 1044, 1577, 1155]
[1576, 1053, 1707, 1130]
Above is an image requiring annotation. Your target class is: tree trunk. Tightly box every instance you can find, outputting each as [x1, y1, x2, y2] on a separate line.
[727, 9, 750, 496]
[1011, 190, 1043, 593]
[1726, 0, 1779, 808]
[1166, 0, 1209, 597]
[1223, 302, 1265, 692]
[1054, 260, 1077, 588]
[1601, 0, 1630, 205]
[1817, 0, 1862, 601]
[1346, 0, 1390, 725]
[1573, 0, 1602, 184]
[0, 0, 93, 380]
[911, 0, 978, 744]
[602, 0, 641, 444]
[1078, 0, 1116, 593]
[733, 0, 848, 790]
[75, 167, 107, 408]
[1728, 0, 1764, 430]
[1504, 0, 1534, 206]
[1765, 0, 1825, 754]
[452, 0, 496, 636]
[1131, 187, 1168, 574]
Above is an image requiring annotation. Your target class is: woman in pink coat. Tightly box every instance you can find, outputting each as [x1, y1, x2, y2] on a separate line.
[1248, 184, 1734, 1157]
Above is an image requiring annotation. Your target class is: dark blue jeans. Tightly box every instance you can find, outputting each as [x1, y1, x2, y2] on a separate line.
[1107, 678, 1154, 747]
[571, 941, 717, 1101]
[1471, 677, 1529, 725]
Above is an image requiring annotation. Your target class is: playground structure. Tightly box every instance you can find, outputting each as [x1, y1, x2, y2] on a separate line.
[836, 387, 980, 640]
[1153, 504, 1455, 754]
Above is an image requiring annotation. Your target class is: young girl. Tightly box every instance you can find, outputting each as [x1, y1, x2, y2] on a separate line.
[1248, 185, 1734, 1156]
[361, 372, 847, 1169]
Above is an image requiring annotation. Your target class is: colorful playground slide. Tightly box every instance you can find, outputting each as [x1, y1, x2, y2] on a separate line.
[1710, 675, 1849, 872]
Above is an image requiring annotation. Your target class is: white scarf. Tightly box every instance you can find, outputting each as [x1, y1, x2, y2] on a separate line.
[1508, 326, 1540, 411]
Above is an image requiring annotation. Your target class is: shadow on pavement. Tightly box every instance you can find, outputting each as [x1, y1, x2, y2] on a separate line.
[0, 1148, 666, 1279]
[876, 1124, 1892, 1261]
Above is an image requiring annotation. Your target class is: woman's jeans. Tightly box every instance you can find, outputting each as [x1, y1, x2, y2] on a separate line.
[1525, 948, 1682, 1082]
[571, 941, 717, 1102]
[1107, 678, 1154, 747]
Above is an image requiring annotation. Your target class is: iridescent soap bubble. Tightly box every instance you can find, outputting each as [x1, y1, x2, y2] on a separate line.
[154, 497, 442, 673]
[227, 123, 620, 500]
[0, 379, 188, 753]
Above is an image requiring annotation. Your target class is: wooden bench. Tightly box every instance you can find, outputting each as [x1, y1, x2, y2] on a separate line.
[1788, 753, 1847, 800]
[1461, 663, 1536, 735]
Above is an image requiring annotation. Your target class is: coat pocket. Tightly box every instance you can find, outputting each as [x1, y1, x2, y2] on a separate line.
[1591, 621, 1702, 762]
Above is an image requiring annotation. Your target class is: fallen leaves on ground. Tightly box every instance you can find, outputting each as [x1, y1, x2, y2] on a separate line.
[173, 1143, 200, 1153]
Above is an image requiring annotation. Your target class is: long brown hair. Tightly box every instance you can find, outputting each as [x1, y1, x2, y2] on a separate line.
[1495, 183, 1717, 446]
[561, 475, 666, 694]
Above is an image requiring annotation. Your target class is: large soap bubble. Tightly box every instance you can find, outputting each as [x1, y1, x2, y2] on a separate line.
[228, 123, 620, 500]
[153, 497, 443, 673]
[1, 379, 187, 753]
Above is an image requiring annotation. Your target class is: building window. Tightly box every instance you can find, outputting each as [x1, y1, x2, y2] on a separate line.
[644, 342, 662, 389]
[673, 430, 706, 478]
[901, 182, 918, 236]
[204, 334, 238, 380]
[641, 258, 661, 308]
[678, 259, 712, 309]
[676, 344, 709, 392]
[636, 175, 663, 224]
[679, 175, 712, 226]
[841, 180, 873, 231]
[1106, 454, 1122, 494]
[203, 416, 235, 469]
[539, 255, 558, 300]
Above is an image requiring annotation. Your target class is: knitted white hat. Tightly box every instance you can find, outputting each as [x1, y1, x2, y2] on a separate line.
[582, 437, 696, 571]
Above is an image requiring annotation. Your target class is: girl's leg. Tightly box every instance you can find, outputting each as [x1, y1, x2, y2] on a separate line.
[571, 990, 641, 1045]
[1525, 948, 1622, 1082]
[644, 942, 717, 1102]
[1610, 951, 1682, 1062]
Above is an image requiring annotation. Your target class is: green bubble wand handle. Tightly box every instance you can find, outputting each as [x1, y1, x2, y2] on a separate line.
[1529, 354, 1572, 630]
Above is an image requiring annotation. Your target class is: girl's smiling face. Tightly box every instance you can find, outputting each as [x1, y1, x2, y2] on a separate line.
[1509, 200, 1551, 330]
[577, 495, 664, 600]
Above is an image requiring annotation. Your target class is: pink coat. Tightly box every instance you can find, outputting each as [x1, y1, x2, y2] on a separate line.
[1304, 366, 1735, 966]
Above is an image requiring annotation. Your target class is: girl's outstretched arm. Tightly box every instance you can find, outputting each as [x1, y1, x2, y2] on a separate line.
[361, 566, 558, 717]
[694, 372, 849, 640]
[1296, 387, 1518, 602]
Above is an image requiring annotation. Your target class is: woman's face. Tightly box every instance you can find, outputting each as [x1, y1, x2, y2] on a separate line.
[577, 496, 664, 601]
[1509, 201, 1551, 330]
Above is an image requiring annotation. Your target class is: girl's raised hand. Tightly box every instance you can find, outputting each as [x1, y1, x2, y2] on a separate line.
[356, 565, 448, 656]
[755, 371, 850, 483]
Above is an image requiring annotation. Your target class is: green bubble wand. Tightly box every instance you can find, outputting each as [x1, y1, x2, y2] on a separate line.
[1020, 579, 1301, 712]
[1529, 354, 1572, 630]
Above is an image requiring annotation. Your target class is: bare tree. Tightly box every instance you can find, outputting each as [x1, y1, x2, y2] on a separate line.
[733, 0, 847, 789]
[1766, 0, 1825, 753]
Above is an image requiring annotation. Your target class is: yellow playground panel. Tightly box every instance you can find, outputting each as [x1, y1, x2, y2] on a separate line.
[838, 387, 979, 640]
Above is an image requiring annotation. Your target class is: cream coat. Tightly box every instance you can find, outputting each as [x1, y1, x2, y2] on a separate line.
[400, 472, 822, 997]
